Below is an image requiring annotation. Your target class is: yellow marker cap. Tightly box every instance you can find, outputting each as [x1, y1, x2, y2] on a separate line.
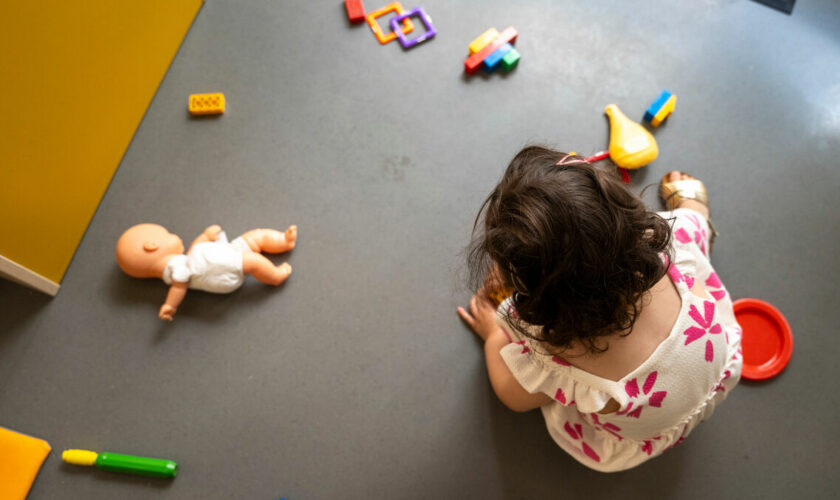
[62, 449, 98, 466]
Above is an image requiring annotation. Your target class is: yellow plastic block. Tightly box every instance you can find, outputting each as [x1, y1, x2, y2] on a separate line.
[650, 94, 677, 127]
[0, 427, 51, 500]
[469, 28, 499, 55]
[188, 92, 225, 115]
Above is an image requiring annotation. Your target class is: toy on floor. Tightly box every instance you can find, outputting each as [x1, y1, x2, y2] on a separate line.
[344, 0, 366, 23]
[604, 104, 659, 169]
[643, 90, 677, 127]
[0, 427, 51, 500]
[116, 223, 297, 321]
[732, 298, 793, 380]
[63, 449, 178, 479]
[464, 26, 520, 75]
[389, 6, 436, 48]
[366, 2, 414, 44]
[582, 151, 631, 184]
[188, 93, 225, 115]
[364, 2, 436, 48]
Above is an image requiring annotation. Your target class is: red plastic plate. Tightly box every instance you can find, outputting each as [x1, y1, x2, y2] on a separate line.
[733, 298, 793, 380]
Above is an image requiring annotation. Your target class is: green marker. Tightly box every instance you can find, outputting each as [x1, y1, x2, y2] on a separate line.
[62, 449, 178, 479]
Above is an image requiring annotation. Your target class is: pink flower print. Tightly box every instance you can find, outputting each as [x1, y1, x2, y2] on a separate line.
[713, 370, 732, 394]
[686, 214, 708, 255]
[667, 263, 695, 289]
[617, 371, 667, 418]
[675, 214, 708, 255]
[551, 356, 571, 366]
[674, 228, 693, 244]
[684, 300, 723, 362]
[513, 340, 530, 354]
[564, 422, 600, 463]
[552, 386, 575, 406]
[642, 436, 663, 455]
[705, 272, 727, 301]
[589, 413, 623, 440]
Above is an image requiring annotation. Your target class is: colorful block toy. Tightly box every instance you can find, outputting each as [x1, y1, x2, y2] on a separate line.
[366, 2, 414, 44]
[188, 93, 225, 115]
[464, 26, 519, 75]
[643, 90, 677, 127]
[344, 0, 366, 24]
[483, 43, 512, 72]
[389, 6, 436, 48]
[501, 47, 520, 71]
[469, 28, 499, 55]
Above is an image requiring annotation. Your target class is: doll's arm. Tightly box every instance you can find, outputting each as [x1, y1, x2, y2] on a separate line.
[187, 225, 223, 254]
[159, 282, 189, 321]
[484, 332, 553, 412]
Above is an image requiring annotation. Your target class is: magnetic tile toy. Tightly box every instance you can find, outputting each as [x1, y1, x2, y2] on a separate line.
[366, 2, 414, 44]
[389, 6, 436, 48]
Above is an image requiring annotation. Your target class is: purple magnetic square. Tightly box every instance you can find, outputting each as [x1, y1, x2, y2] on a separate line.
[389, 6, 436, 48]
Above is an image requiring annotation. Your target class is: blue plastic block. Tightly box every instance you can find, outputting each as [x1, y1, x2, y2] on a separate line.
[482, 43, 513, 72]
[644, 90, 672, 123]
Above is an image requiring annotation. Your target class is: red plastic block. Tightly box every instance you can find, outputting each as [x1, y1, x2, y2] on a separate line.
[464, 26, 518, 75]
[345, 0, 365, 23]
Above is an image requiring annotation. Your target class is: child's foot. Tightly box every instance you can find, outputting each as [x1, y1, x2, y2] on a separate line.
[662, 171, 710, 219]
[284, 226, 297, 250]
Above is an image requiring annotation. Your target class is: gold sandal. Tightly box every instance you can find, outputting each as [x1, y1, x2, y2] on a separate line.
[660, 172, 719, 251]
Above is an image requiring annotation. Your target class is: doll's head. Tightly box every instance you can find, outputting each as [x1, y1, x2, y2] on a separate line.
[467, 146, 672, 353]
[116, 224, 185, 278]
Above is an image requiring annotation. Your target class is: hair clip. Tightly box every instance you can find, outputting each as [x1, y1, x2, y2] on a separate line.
[556, 154, 590, 166]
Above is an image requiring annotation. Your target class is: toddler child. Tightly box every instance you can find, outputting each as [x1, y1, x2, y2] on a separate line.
[457, 146, 742, 472]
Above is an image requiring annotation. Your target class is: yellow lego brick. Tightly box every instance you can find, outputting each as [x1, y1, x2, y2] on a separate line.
[468, 28, 499, 55]
[650, 94, 677, 127]
[188, 92, 225, 115]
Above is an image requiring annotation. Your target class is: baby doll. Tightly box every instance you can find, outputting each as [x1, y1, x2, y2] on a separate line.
[116, 223, 297, 320]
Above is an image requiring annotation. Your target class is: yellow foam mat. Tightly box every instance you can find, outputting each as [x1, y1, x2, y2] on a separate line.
[0, 0, 203, 284]
[0, 427, 51, 500]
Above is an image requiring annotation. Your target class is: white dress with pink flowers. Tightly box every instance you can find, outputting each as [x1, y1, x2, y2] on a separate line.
[497, 208, 743, 472]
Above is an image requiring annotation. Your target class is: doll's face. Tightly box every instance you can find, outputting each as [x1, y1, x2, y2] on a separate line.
[116, 224, 184, 277]
[156, 227, 185, 255]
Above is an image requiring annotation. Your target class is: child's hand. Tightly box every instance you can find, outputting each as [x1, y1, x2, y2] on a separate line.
[457, 292, 501, 342]
[203, 225, 222, 241]
[159, 304, 177, 321]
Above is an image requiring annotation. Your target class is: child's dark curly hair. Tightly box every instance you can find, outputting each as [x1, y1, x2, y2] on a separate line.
[467, 146, 673, 354]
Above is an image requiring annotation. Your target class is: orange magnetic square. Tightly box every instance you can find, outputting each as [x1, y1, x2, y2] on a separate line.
[0, 427, 51, 500]
[366, 2, 414, 45]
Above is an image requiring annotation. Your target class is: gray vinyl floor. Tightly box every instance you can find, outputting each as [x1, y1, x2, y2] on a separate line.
[2, 1, 839, 498]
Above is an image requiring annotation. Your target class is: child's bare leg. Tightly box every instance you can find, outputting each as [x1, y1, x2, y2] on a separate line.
[242, 252, 292, 286]
[241, 227, 297, 254]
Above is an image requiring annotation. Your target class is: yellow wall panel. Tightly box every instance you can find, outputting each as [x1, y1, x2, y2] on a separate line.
[0, 0, 203, 284]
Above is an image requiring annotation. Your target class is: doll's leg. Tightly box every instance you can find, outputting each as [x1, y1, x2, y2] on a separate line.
[241, 226, 297, 254]
[242, 252, 292, 286]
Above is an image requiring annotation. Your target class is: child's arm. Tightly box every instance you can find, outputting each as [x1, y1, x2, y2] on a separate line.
[187, 224, 223, 254]
[458, 294, 552, 413]
[159, 282, 188, 321]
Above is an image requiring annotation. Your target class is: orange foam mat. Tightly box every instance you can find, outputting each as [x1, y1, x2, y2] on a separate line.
[0, 427, 51, 500]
